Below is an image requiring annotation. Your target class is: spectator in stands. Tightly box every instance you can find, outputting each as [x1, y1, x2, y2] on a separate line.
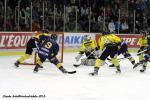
[147, 17, 150, 28]
[121, 20, 129, 33]
[108, 19, 115, 32]
[115, 20, 122, 33]
[0, 13, 3, 31]
[80, 4, 89, 17]
[0, 0, 149, 33]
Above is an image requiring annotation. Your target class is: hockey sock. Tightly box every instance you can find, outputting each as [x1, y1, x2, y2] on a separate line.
[143, 61, 147, 70]
[95, 59, 103, 68]
[111, 58, 120, 67]
[129, 57, 135, 65]
[111, 57, 121, 72]
[18, 54, 30, 63]
[56, 63, 63, 68]
[36, 59, 43, 65]
[139, 53, 144, 62]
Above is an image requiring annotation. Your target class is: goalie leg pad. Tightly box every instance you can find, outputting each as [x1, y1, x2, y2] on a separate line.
[81, 59, 96, 66]
[81, 58, 87, 65]
[87, 59, 96, 66]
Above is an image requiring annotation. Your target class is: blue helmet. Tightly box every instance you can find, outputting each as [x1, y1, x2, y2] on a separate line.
[50, 34, 58, 41]
[102, 31, 110, 35]
[139, 30, 146, 35]
[42, 29, 49, 34]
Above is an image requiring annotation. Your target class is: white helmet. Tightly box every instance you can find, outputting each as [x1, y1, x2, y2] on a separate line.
[84, 35, 91, 41]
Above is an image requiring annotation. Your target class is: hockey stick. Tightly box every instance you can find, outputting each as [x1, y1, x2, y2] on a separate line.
[67, 70, 77, 74]
[137, 49, 147, 55]
[118, 50, 147, 61]
[106, 57, 126, 62]
[35, 41, 40, 50]
[107, 49, 147, 62]
[133, 62, 143, 69]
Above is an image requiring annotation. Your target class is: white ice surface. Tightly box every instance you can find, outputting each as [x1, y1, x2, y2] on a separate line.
[0, 53, 150, 100]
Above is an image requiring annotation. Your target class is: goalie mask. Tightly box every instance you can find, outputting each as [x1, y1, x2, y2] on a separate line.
[84, 35, 91, 41]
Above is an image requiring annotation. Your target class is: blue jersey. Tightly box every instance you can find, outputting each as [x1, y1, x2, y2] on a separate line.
[38, 38, 59, 59]
[147, 35, 150, 45]
[144, 46, 150, 61]
[118, 41, 128, 55]
[144, 54, 150, 61]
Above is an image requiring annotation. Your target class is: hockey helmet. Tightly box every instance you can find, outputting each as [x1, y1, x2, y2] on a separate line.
[50, 34, 58, 41]
[84, 35, 91, 41]
[140, 30, 146, 35]
[102, 31, 110, 36]
[42, 29, 49, 34]
[147, 28, 150, 34]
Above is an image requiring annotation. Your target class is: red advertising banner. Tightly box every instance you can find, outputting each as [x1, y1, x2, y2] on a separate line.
[0, 32, 33, 49]
[96, 34, 142, 48]
[0, 32, 142, 50]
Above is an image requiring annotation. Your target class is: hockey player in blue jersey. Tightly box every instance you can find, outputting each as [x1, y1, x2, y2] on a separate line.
[14, 29, 49, 67]
[33, 34, 76, 74]
[109, 40, 135, 67]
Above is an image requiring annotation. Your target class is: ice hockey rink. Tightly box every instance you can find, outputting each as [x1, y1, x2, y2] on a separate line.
[0, 52, 150, 100]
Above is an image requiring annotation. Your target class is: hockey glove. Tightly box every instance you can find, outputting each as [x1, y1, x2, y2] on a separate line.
[138, 46, 147, 53]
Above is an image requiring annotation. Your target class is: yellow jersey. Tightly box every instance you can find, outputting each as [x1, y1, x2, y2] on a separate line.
[99, 34, 121, 51]
[80, 39, 97, 53]
[139, 36, 148, 47]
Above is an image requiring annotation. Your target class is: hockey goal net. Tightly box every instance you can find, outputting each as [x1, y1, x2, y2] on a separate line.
[21, 32, 64, 65]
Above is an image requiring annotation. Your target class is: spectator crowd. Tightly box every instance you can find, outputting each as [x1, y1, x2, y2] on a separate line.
[0, 0, 150, 33]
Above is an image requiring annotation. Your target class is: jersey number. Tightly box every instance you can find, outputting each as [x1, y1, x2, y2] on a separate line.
[44, 42, 52, 49]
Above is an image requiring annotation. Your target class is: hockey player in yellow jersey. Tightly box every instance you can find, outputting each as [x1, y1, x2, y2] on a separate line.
[133, 29, 150, 69]
[138, 31, 149, 61]
[89, 32, 121, 76]
[14, 29, 49, 67]
[74, 35, 99, 67]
